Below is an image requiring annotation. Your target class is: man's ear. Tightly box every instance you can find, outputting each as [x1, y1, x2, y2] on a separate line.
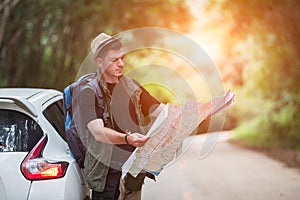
[95, 57, 103, 66]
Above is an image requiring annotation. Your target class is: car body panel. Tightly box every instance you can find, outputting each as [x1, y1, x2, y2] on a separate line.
[0, 88, 89, 200]
[0, 88, 61, 117]
[28, 164, 88, 200]
[0, 153, 30, 200]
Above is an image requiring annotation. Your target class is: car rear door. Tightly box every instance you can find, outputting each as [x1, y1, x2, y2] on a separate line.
[0, 105, 44, 200]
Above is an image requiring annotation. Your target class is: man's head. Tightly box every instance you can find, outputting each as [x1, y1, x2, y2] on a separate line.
[91, 33, 123, 59]
[91, 33, 125, 83]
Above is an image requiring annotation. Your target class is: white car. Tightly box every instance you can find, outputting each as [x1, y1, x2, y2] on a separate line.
[0, 88, 90, 200]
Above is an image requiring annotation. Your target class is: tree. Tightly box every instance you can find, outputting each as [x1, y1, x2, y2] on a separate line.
[0, 0, 194, 89]
[204, 0, 300, 148]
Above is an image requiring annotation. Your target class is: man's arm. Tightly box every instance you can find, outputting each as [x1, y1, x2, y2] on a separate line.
[139, 86, 161, 116]
[87, 118, 149, 147]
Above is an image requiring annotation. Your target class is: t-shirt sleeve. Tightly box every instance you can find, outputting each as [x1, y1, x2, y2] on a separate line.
[72, 86, 98, 133]
[139, 86, 160, 116]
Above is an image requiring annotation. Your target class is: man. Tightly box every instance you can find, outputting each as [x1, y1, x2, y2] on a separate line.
[73, 33, 160, 200]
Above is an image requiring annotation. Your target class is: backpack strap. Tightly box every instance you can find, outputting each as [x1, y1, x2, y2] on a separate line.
[85, 73, 111, 127]
[89, 75, 106, 120]
[63, 85, 72, 130]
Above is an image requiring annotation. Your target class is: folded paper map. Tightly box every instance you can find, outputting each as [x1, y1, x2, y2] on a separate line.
[122, 90, 235, 178]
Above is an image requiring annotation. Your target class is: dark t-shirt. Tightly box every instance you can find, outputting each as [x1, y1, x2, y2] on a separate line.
[107, 82, 159, 169]
[74, 79, 159, 170]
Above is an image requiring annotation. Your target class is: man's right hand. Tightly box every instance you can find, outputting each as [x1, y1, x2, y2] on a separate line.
[127, 133, 149, 147]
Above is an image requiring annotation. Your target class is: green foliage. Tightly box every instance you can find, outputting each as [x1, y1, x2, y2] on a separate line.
[124, 48, 210, 106]
[234, 94, 300, 149]
[206, 0, 300, 149]
[232, 80, 300, 150]
[0, 0, 193, 90]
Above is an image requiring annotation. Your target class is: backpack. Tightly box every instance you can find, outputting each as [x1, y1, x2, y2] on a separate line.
[63, 72, 106, 168]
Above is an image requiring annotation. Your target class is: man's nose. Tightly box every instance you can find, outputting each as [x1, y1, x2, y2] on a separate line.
[117, 58, 124, 66]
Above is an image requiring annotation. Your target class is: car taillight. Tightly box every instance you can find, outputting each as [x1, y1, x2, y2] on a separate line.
[21, 134, 69, 180]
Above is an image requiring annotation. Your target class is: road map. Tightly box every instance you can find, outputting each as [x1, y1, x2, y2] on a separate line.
[122, 91, 235, 178]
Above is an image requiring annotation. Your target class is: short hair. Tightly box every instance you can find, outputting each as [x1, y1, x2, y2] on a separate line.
[96, 38, 123, 59]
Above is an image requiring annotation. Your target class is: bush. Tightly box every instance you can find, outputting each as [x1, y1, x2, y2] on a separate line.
[233, 94, 300, 150]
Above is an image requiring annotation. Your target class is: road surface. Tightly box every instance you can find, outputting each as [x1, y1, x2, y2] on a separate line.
[142, 132, 300, 200]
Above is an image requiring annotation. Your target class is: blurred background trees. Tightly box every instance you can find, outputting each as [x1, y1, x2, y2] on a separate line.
[0, 0, 193, 88]
[204, 0, 300, 149]
[1, 0, 299, 149]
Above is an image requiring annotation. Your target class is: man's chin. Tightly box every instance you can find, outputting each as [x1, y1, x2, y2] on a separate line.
[116, 72, 124, 77]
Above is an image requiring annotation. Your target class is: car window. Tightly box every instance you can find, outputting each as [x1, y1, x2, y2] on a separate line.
[0, 110, 43, 152]
[43, 99, 66, 141]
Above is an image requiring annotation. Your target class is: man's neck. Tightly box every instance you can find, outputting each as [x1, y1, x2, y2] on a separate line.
[102, 73, 119, 84]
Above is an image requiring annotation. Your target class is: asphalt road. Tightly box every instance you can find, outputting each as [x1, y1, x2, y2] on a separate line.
[142, 132, 300, 200]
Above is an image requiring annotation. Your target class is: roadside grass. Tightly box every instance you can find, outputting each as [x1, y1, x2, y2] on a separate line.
[231, 115, 300, 150]
[229, 118, 300, 169]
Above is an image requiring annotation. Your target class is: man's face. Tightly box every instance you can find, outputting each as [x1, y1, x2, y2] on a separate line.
[100, 48, 125, 82]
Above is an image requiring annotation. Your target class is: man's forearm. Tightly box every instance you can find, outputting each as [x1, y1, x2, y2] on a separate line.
[87, 118, 125, 144]
[87, 118, 149, 147]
